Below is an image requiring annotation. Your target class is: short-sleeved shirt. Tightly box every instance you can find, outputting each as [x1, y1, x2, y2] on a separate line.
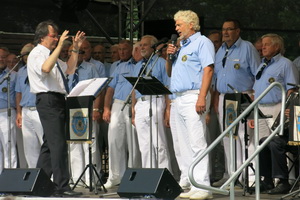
[0, 68, 16, 108]
[108, 58, 136, 101]
[133, 55, 170, 99]
[15, 65, 36, 107]
[214, 37, 260, 94]
[170, 32, 215, 93]
[253, 54, 299, 104]
[67, 60, 100, 91]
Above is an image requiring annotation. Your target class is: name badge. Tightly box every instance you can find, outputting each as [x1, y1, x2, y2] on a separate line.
[2, 87, 7, 93]
[234, 63, 240, 69]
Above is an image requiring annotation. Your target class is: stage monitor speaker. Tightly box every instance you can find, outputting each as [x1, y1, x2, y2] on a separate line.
[0, 168, 55, 197]
[117, 168, 182, 199]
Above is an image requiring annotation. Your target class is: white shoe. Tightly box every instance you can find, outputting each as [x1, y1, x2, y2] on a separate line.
[190, 191, 213, 200]
[104, 180, 119, 189]
[179, 190, 198, 198]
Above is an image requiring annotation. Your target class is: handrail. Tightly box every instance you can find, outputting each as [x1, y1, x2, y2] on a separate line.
[188, 82, 286, 199]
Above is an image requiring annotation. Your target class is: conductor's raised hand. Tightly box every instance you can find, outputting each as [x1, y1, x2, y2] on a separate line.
[57, 30, 70, 48]
[72, 31, 86, 50]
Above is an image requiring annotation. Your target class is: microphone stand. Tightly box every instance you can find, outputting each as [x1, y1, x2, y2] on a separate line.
[122, 47, 163, 168]
[0, 59, 22, 168]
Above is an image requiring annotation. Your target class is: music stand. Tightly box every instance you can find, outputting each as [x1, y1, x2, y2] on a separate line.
[66, 78, 111, 194]
[125, 76, 171, 168]
[223, 92, 268, 195]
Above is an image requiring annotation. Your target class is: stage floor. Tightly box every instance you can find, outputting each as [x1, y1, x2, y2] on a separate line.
[1, 185, 299, 200]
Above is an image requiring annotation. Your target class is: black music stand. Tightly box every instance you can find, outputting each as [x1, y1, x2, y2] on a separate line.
[223, 93, 267, 195]
[125, 76, 171, 168]
[125, 76, 172, 96]
[66, 78, 111, 194]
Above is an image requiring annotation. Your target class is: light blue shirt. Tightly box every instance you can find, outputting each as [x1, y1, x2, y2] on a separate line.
[68, 61, 100, 90]
[253, 54, 299, 104]
[133, 55, 170, 99]
[103, 62, 112, 77]
[15, 65, 36, 107]
[170, 32, 215, 93]
[215, 37, 260, 93]
[0, 68, 16, 108]
[108, 58, 136, 101]
[109, 60, 119, 78]
[89, 58, 106, 78]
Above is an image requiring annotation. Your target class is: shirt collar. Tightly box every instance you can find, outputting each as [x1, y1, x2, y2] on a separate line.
[222, 37, 242, 50]
[180, 32, 200, 47]
[262, 53, 282, 65]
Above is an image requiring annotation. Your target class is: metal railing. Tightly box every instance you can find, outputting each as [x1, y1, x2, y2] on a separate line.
[188, 82, 286, 200]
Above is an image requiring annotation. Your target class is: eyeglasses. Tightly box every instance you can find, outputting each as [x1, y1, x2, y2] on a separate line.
[222, 28, 237, 32]
[47, 34, 59, 39]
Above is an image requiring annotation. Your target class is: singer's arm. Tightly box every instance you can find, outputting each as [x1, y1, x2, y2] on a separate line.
[16, 92, 22, 128]
[196, 64, 214, 115]
[131, 90, 137, 126]
[166, 60, 172, 77]
[165, 43, 177, 77]
[103, 87, 114, 123]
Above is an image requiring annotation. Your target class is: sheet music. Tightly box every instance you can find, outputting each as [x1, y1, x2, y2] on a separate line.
[68, 78, 108, 97]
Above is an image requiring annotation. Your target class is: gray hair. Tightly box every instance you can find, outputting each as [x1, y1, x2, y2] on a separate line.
[174, 10, 200, 31]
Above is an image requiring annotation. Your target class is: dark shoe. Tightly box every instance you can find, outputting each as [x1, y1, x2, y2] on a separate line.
[267, 183, 291, 195]
[63, 190, 82, 196]
[261, 180, 274, 192]
[52, 190, 82, 197]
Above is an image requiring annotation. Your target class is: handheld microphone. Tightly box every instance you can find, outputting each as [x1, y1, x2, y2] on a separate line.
[168, 34, 178, 61]
[151, 37, 168, 49]
[16, 52, 30, 59]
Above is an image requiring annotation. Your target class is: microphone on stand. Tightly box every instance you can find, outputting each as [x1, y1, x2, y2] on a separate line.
[16, 52, 30, 59]
[151, 37, 168, 49]
[168, 34, 178, 61]
[227, 84, 239, 93]
[155, 44, 168, 54]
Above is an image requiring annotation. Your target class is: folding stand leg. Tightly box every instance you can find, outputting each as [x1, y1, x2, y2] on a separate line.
[72, 144, 107, 194]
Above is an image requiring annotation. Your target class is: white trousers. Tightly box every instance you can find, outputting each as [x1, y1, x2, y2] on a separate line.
[170, 100, 189, 184]
[173, 92, 210, 191]
[135, 96, 171, 170]
[22, 108, 44, 168]
[107, 100, 141, 183]
[69, 121, 101, 184]
[0, 109, 17, 168]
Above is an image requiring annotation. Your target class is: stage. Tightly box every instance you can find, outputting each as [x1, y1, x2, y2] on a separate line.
[1, 185, 298, 200]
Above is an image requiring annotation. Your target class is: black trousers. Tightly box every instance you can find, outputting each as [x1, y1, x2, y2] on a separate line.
[259, 135, 289, 180]
[36, 92, 70, 192]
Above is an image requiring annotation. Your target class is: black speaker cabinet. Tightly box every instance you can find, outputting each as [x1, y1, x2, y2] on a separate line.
[117, 168, 182, 199]
[0, 168, 55, 197]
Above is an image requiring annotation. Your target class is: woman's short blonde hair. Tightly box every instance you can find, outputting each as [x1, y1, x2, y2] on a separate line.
[174, 10, 200, 31]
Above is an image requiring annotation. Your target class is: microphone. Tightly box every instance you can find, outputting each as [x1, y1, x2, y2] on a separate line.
[151, 37, 168, 49]
[168, 34, 178, 61]
[227, 84, 239, 93]
[155, 44, 168, 53]
[16, 52, 30, 59]
[288, 82, 300, 88]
